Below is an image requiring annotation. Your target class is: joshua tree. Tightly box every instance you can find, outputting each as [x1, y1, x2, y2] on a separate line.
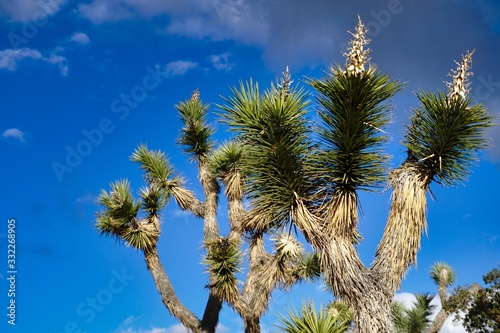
[422, 262, 457, 333]
[217, 17, 492, 332]
[97, 17, 493, 333]
[96, 89, 321, 333]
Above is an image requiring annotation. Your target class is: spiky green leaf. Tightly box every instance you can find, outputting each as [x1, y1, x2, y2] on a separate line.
[430, 262, 456, 287]
[96, 179, 141, 237]
[130, 144, 175, 187]
[204, 237, 241, 303]
[404, 91, 494, 186]
[219, 78, 313, 231]
[275, 302, 351, 333]
[176, 94, 214, 161]
[308, 66, 403, 192]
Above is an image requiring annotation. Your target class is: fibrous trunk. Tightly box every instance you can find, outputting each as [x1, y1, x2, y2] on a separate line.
[321, 238, 393, 333]
[373, 160, 430, 294]
[244, 317, 260, 333]
[144, 249, 205, 332]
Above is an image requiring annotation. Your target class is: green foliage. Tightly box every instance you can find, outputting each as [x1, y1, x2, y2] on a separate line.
[97, 180, 160, 251]
[97, 146, 180, 251]
[308, 66, 403, 192]
[120, 223, 158, 252]
[97, 179, 141, 236]
[131, 144, 175, 186]
[403, 92, 494, 186]
[204, 237, 242, 303]
[295, 252, 322, 282]
[139, 185, 165, 215]
[219, 79, 313, 231]
[430, 262, 456, 287]
[326, 300, 354, 325]
[176, 93, 214, 161]
[391, 294, 435, 333]
[208, 140, 245, 178]
[447, 265, 500, 333]
[275, 301, 351, 333]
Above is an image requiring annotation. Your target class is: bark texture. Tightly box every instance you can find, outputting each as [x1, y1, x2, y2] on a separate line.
[144, 249, 203, 332]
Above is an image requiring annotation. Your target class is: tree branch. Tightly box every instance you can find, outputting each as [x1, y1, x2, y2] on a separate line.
[372, 160, 431, 294]
[144, 249, 203, 332]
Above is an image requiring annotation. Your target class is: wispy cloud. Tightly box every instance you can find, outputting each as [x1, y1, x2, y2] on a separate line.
[0, 0, 66, 22]
[70, 32, 91, 45]
[163, 60, 197, 77]
[112, 316, 185, 333]
[75, 193, 96, 204]
[2, 128, 27, 142]
[77, 0, 268, 44]
[0, 48, 68, 75]
[112, 316, 232, 333]
[78, 0, 136, 24]
[209, 52, 235, 71]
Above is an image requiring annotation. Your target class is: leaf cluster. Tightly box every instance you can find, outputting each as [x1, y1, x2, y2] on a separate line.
[96, 179, 162, 251]
[219, 79, 313, 231]
[308, 66, 403, 192]
[204, 237, 242, 303]
[404, 92, 494, 186]
[176, 95, 214, 161]
[391, 294, 435, 333]
[275, 301, 352, 333]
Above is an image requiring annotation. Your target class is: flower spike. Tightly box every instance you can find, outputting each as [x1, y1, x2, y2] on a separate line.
[446, 50, 475, 102]
[343, 15, 371, 75]
[278, 66, 293, 96]
[191, 88, 200, 102]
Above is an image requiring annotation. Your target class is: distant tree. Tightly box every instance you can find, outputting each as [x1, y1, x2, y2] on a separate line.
[446, 265, 500, 333]
[96, 16, 494, 333]
[423, 262, 457, 333]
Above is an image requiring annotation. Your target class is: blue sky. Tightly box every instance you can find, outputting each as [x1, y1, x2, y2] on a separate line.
[0, 1, 499, 332]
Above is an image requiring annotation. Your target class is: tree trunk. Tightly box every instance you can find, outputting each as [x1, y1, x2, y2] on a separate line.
[201, 294, 223, 333]
[320, 238, 393, 332]
[244, 317, 260, 333]
[144, 249, 204, 332]
[373, 161, 431, 295]
[425, 309, 449, 333]
[351, 293, 393, 333]
[198, 162, 224, 332]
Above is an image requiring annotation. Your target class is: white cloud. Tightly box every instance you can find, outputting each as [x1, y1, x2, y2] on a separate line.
[78, 0, 136, 24]
[0, 48, 41, 70]
[0, 0, 66, 22]
[2, 128, 27, 142]
[393, 292, 417, 309]
[112, 316, 233, 333]
[209, 52, 235, 71]
[0, 48, 68, 75]
[75, 193, 96, 204]
[163, 60, 197, 77]
[70, 32, 91, 45]
[164, 324, 188, 333]
[77, 0, 268, 44]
